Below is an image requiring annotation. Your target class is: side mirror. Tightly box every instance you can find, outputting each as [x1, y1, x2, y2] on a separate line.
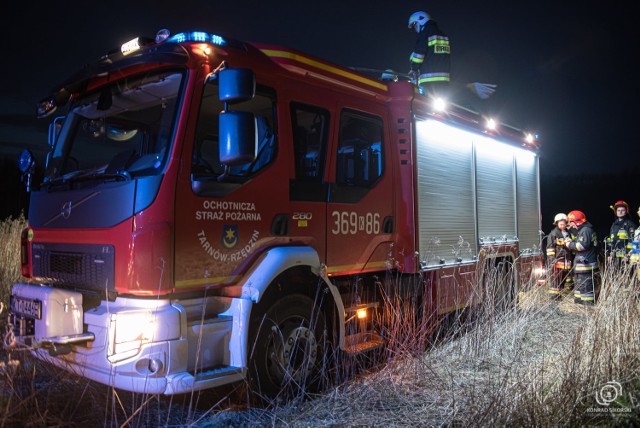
[218, 68, 255, 103]
[18, 149, 36, 192]
[47, 116, 65, 148]
[18, 149, 35, 174]
[219, 111, 256, 165]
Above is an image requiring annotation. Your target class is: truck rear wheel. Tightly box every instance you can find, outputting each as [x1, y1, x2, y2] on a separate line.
[494, 260, 517, 314]
[247, 294, 328, 401]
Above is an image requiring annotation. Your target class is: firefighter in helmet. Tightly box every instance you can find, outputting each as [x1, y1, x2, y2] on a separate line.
[407, 11, 451, 97]
[605, 200, 637, 268]
[564, 210, 599, 305]
[545, 213, 574, 300]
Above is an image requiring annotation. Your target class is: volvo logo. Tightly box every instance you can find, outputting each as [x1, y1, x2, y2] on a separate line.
[45, 192, 99, 227]
[61, 201, 72, 219]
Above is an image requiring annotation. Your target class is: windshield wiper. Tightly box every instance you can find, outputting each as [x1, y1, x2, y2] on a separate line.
[68, 170, 131, 183]
[45, 168, 130, 189]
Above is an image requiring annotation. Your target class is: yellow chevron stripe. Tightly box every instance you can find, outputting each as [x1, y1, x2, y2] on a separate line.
[260, 49, 388, 91]
[326, 260, 387, 274]
[175, 275, 241, 288]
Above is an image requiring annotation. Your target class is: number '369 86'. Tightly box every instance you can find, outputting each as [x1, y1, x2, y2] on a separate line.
[330, 211, 380, 235]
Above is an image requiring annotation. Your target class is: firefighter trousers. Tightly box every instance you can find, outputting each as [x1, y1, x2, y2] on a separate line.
[548, 262, 573, 299]
[574, 269, 599, 304]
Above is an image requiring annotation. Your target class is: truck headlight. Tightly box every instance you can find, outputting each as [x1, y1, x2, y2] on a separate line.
[108, 311, 155, 361]
[107, 306, 180, 363]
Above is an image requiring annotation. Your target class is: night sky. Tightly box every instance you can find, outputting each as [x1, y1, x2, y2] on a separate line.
[1, 0, 638, 229]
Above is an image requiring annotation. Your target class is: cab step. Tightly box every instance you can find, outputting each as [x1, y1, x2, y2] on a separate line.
[343, 332, 385, 354]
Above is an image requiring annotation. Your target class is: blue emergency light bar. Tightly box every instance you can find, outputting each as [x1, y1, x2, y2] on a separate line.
[167, 31, 226, 46]
[121, 30, 228, 56]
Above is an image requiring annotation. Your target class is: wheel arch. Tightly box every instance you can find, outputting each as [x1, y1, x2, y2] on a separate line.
[237, 246, 345, 349]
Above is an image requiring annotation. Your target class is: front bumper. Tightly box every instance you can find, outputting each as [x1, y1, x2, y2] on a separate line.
[7, 283, 247, 394]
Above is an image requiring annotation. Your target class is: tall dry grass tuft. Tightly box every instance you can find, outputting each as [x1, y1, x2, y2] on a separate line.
[0, 215, 26, 308]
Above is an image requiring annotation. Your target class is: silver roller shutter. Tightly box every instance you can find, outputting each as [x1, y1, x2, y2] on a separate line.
[516, 153, 542, 254]
[416, 119, 476, 267]
[474, 137, 517, 244]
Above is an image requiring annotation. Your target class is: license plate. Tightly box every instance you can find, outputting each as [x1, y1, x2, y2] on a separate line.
[10, 296, 42, 319]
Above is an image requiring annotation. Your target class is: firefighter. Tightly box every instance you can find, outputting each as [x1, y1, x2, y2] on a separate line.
[564, 210, 599, 305]
[407, 10, 451, 97]
[546, 213, 574, 300]
[605, 200, 637, 268]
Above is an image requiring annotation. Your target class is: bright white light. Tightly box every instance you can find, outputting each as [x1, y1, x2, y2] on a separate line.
[356, 308, 367, 319]
[108, 310, 156, 360]
[525, 133, 535, 143]
[433, 97, 446, 112]
[121, 37, 141, 56]
[486, 118, 497, 130]
[106, 303, 181, 363]
[113, 311, 155, 344]
[417, 119, 537, 161]
[416, 119, 472, 153]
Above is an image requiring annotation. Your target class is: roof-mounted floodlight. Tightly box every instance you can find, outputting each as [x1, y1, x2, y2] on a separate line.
[525, 132, 535, 143]
[433, 97, 446, 112]
[121, 37, 141, 56]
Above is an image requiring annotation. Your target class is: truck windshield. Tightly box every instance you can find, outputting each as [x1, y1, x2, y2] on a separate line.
[44, 70, 184, 184]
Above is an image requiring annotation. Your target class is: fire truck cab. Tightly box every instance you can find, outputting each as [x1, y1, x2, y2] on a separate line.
[8, 29, 543, 397]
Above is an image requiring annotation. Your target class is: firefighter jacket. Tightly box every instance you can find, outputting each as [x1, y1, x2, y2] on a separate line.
[565, 221, 598, 272]
[546, 226, 573, 269]
[409, 20, 451, 85]
[606, 217, 637, 257]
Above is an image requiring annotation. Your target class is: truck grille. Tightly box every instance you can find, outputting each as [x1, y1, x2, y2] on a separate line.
[32, 243, 115, 293]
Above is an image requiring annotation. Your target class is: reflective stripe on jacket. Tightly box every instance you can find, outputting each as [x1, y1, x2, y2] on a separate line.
[410, 20, 451, 79]
[607, 217, 637, 255]
[566, 221, 598, 265]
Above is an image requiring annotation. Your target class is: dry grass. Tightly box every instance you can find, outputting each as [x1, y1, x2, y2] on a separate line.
[0, 214, 25, 306]
[211, 265, 640, 427]
[1, 216, 639, 427]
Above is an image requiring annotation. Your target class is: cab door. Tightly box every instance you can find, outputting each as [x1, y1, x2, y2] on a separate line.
[287, 102, 331, 262]
[325, 108, 394, 275]
[174, 81, 285, 289]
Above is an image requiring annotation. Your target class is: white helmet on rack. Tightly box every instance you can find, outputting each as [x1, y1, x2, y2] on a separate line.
[408, 11, 430, 33]
[553, 213, 567, 225]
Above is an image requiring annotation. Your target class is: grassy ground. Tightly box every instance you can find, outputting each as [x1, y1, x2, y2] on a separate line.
[218, 275, 640, 427]
[1, 216, 639, 427]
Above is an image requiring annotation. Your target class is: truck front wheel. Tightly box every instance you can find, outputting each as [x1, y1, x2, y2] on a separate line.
[247, 294, 329, 401]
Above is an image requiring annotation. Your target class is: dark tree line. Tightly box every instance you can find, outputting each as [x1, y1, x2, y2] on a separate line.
[1, 157, 29, 220]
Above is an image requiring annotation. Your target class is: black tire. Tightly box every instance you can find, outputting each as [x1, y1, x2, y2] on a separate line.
[494, 260, 517, 314]
[247, 294, 329, 402]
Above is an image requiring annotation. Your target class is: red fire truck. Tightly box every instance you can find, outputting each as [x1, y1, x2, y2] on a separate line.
[8, 29, 543, 397]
